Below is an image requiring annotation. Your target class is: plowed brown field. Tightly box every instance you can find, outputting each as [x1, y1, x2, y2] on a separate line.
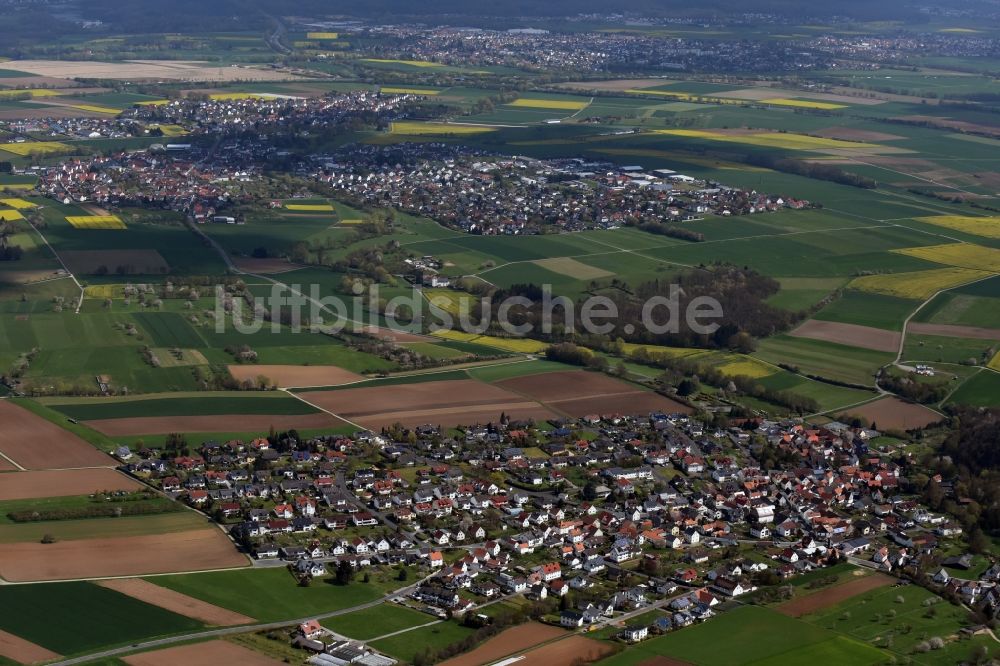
[0, 401, 114, 469]
[0, 468, 142, 500]
[85, 412, 342, 436]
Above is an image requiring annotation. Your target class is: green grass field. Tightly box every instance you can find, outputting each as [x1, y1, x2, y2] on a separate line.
[0, 582, 203, 656]
[322, 603, 433, 640]
[0, 511, 209, 544]
[801, 583, 994, 665]
[947, 369, 1000, 406]
[369, 619, 475, 662]
[46, 394, 320, 420]
[755, 336, 892, 387]
[813, 291, 920, 331]
[596, 605, 886, 666]
[150, 568, 386, 622]
[902, 334, 995, 366]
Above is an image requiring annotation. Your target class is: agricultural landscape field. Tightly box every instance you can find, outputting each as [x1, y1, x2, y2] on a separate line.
[2, 1, 1000, 665]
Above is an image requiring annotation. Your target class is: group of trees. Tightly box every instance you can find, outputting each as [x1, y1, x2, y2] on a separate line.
[877, 372, 950, 406]
[931, 408, 1000, 536]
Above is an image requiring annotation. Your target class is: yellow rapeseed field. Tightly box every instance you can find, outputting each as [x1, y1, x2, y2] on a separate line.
[70, 104, 121, 114]
[65, 215, 126, 230]
[623, 343, 708, 358]
[988, 351, 1000, 371]
[713, 356, 777, 379]
[624, 89, 697, 100]
[425, 289, 477, 316]
[390, 121, 496, 135]
[431, 329, 480, 343]
[148, 124, 188, 137]
[760, 97, 846, 110]
[0, 89, 62, 99]
[0, 209, 24, 221]
[361, 58, 443, 68]
[654, 129, 870, 151]
[285, 203, 334, 212]
[306, 32, 339, 39]
[0, 141, 71, 156]
[892, 243, 1000, 272]
[84, 284, 119, 299]
[917, 215, 1000, 239]
[849, 267, 993, 299]
[430, 329, 548, 353]
[0, 198, 37, 209]
[508, 98, 589, 110]
[380, 87, 440, 95]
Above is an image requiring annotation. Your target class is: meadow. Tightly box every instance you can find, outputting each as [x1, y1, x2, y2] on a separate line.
[946, 369, 1000, 407]
[151, 568, 388, 622]
[755, 335, 893, 387]
[596, 605, 887, 666]
[322, 603, 432, 640]
[369, 619, 475, 662]
[801, 583, 993, 665]
[812, 290, 920, 331]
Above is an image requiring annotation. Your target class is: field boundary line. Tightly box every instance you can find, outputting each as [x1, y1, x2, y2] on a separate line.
[282, 388, 367, 431]
[23, 219, 85, 314]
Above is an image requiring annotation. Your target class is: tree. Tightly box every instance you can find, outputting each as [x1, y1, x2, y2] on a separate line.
[335, 561, 354, 586]
[582, 480, 598, 501]
[397, 568, 409, 581]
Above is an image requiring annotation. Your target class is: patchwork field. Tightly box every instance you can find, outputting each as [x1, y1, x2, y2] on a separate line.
[151, 567, 386, 622]
[0, 400, 114, 469]
[437, 622, 566, 666]
[65, 215, 126, 230]
[389, 121, 496, 135]
[0, 581, 205, 656]
[227, 364, 361, 387]
[495, 370, 691, 416]
[300, 378, 559, 429]
[789, 319, 901, 353]
[908, 322, 1000, 340]
[918, 215, 1000, 238]
[123, 640, 282, 666]
[322, 603, 431, 640]
[837, 396, 942, 430]
[0, 468, 141, 500]
[96, 579, 254, 626]
[0, 526, 247, 581]
[0, 629, 60, 664]
[3, 59, 300, 82]
[893, 243, 1000, 272]
[776, 572, 894, 618]
[85, 411, 343, 436]
[508, 98, 589, 110]
[518, 635, 617, 666]
[849, 267, 993, 300]
[755, 336, 893, 387]
[58, 249, 170, 275]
